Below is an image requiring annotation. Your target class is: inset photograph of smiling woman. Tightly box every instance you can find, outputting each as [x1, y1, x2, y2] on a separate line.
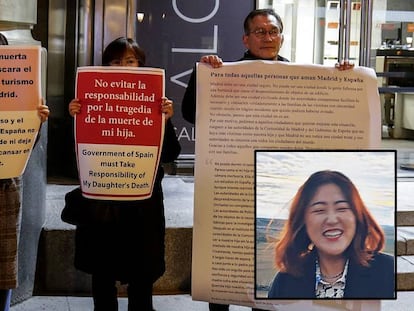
[255, 150, 396, 300]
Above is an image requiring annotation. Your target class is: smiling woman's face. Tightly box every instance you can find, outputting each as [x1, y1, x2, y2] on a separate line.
[304, 183, 356, 259]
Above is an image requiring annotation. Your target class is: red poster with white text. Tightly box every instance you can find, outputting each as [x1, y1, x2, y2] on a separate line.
[75, 66, 165, 200]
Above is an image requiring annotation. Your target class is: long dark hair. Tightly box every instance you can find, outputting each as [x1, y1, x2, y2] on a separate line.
[102, 37, 146, 66]
[275, 170, 385, 277]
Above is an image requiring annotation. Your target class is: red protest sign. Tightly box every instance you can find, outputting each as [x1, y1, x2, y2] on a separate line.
[75, 66, 165, 200]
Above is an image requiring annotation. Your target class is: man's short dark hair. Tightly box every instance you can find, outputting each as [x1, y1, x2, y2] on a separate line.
[243, 8, 284, 35]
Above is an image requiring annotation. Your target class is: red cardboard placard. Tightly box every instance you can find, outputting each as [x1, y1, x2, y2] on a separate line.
[75, 66, 165, 200]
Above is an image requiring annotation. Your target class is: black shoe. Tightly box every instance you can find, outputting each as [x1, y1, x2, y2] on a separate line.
[209, 303, 230, 311]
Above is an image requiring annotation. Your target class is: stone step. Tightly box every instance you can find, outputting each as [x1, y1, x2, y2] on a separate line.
[396, 180, 414, 226]
[397, 226, 414, 256]
[36, 178, 195, 295]
[34, 227, 192, 296]
[397, 211, 414, 227]
[395, 180, 414, 293]
[397, 256, 414, 291]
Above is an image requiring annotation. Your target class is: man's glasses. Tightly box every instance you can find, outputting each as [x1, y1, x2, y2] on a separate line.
[249, 28, 281, 39]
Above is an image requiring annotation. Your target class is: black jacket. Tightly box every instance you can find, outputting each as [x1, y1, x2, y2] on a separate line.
[267, 252, 395, 299]
[73, 119, 181, 284]
[181, 51, 289, 125]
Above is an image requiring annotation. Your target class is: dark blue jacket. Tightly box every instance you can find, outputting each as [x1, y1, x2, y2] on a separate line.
[267, 252, 395, 299]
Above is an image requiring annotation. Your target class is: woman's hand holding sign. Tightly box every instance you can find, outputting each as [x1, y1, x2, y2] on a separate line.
[69, 98, 81, 117]
[37, 98, 50, 122]
[69, 96, 174, 120]
[161, 97, 173, 120]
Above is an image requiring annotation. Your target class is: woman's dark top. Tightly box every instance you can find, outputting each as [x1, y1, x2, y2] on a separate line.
[267, 252, 395, 299]
[74, 119, 181, 284]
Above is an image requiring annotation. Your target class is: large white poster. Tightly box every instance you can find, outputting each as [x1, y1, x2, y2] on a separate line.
[192, 61, 383, 310]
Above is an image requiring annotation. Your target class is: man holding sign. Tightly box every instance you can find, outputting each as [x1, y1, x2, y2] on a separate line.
[67, 37, 180, 311]
[181, 8, 372, 311]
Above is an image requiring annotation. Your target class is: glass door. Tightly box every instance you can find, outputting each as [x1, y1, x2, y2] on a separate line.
[256, 0, 414, 167]
[371, 1, 414, 140]
[255, 0, 362, 65]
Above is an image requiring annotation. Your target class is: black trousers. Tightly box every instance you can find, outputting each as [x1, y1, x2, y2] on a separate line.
[209, 303, 229, 311]
[0, 290, 11, 311]
[92, 274, 154, 311]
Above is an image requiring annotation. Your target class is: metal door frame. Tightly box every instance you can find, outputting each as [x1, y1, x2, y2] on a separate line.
[338, 0, 373, 66]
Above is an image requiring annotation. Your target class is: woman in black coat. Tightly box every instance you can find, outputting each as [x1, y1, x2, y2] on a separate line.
[67, 37, 181, 311]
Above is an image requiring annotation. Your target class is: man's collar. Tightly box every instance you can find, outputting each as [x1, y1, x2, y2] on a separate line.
[241, 50, 289, 62]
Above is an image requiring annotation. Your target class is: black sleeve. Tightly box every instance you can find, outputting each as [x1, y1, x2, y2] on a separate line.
[181, 65, 196, 125]
[160, 118, 181, 163]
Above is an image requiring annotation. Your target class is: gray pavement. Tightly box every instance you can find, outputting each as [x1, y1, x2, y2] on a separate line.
[10, 295, 251, 311]
[10, 292, 414, 310]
